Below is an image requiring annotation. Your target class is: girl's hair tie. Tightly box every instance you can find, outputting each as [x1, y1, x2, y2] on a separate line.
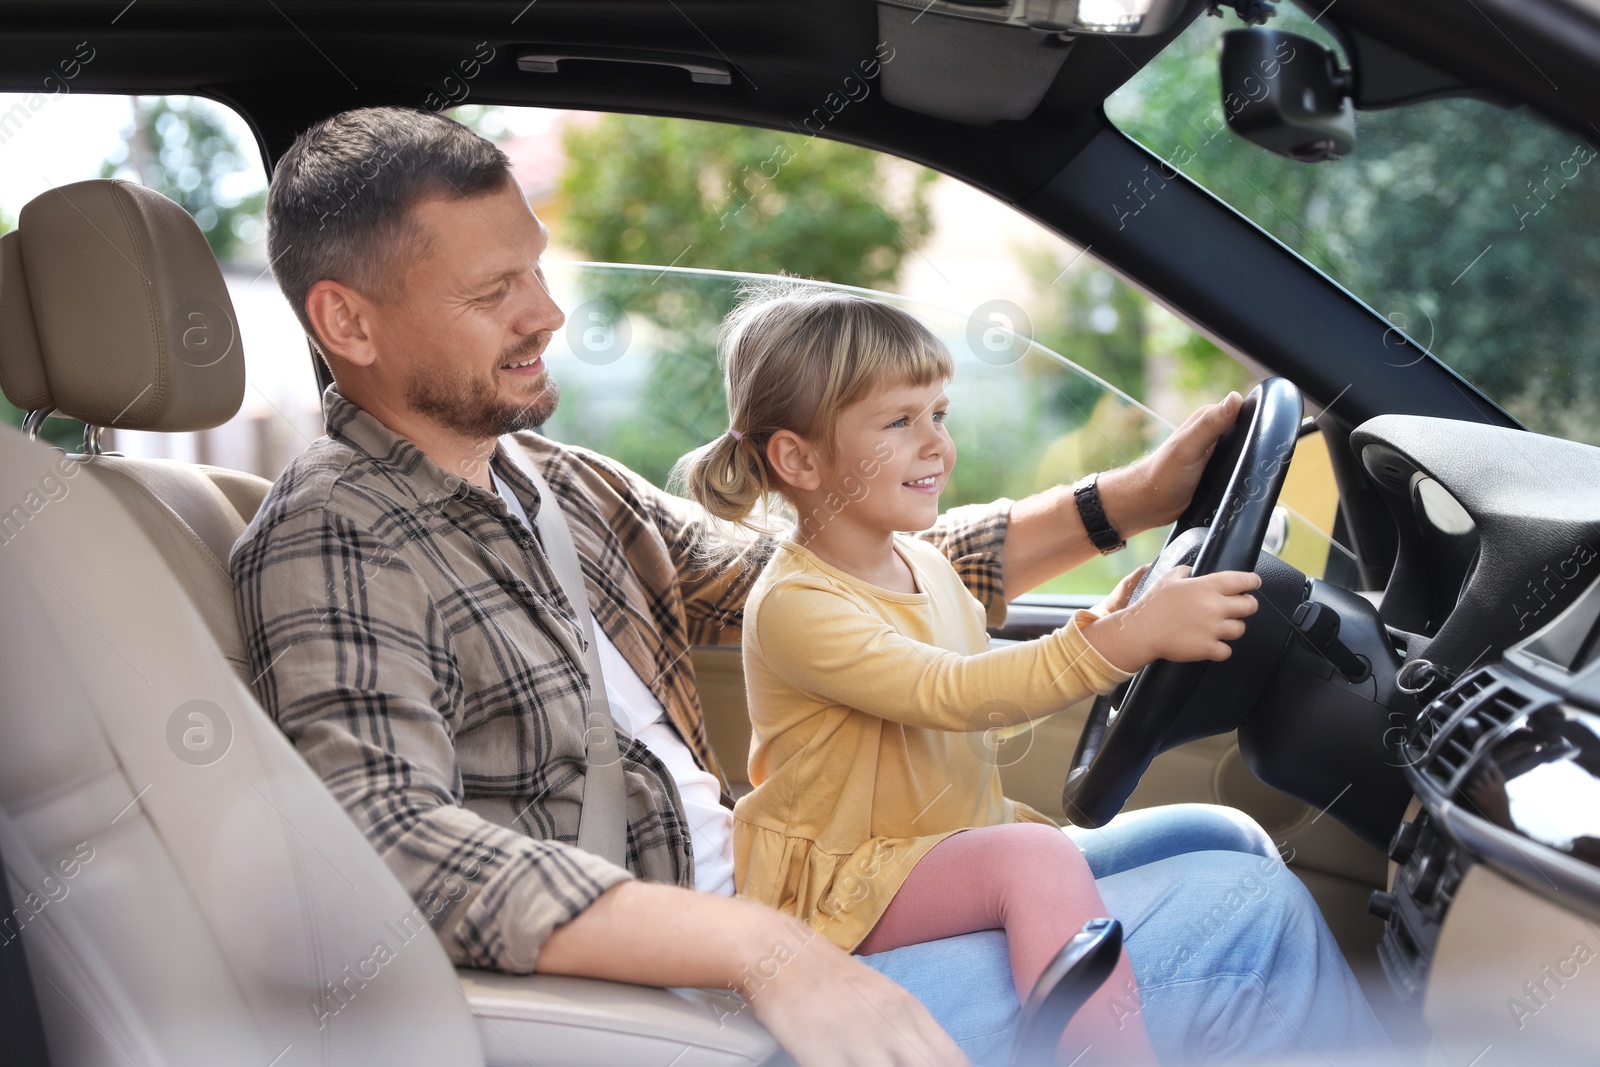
[728, 428, 744, 443]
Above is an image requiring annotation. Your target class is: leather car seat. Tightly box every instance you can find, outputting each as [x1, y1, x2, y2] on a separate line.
[0, 180, 270, 680]
[0, 423, 486, 1064]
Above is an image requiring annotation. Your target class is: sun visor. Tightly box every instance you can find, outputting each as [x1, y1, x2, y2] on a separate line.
[876, 2, 1073, 125]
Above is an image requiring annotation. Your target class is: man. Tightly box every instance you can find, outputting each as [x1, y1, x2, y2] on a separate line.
[234, 107, 1385, 1065]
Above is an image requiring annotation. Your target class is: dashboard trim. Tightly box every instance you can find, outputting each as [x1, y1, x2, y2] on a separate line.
[1434, 798, 1600, 928]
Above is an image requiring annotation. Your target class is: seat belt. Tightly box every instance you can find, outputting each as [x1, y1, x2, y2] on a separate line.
[497, 437, 630, 869]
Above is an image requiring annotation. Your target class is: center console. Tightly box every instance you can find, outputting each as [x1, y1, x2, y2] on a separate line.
[1372, 575, 1600, 1003]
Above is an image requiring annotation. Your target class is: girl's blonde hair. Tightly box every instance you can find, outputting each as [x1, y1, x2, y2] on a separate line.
[673, 281, 953, 532]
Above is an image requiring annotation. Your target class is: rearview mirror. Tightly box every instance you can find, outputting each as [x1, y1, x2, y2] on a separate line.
[1220, 29, 1354, 162]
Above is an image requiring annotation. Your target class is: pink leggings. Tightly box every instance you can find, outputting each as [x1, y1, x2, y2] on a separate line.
[855, 823, 1154, 1064]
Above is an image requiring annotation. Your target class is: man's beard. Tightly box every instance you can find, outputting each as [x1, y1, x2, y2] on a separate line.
[405, 331, 560, 438]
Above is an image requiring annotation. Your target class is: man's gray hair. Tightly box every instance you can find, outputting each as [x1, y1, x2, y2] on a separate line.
[266, 106, 514, 344]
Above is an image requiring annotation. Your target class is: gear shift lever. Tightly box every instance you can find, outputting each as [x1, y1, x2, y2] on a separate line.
[1009, 918, 1123, 1067]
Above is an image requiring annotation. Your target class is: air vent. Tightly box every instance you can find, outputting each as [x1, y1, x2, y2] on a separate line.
[1407, 668, 1531, 793]
[1403, 669, 1489, 766]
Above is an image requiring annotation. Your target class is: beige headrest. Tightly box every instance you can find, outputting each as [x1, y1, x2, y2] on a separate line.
[17, 179, 245, 431]
[0, 230, 51, 413]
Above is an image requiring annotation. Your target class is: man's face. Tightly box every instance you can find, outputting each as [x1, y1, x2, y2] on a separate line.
[365, 181, 566, 439]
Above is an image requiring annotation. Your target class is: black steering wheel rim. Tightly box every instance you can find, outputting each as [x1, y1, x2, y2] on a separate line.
[1061, 377, 1305, 828]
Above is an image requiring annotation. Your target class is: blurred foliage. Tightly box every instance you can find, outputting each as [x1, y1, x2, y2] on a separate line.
[553, 113, 937, 486]
[1024, 251, 1149, 417]
[101, 96, 266, 263]
[1033, 392, 1153, 487]
[1019, 247, 1251, 431]
[1107, 7, 1600, 443]
[546, 274, 745, 490]
[559, 113, 936, 288]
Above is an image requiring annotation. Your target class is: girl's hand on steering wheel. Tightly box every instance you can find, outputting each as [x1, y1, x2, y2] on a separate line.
[1083, 565, 1262, 674]
[1092, 562, 1150, 617]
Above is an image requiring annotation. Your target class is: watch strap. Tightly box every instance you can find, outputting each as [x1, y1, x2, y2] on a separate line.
[1074, 476, 1126, 554]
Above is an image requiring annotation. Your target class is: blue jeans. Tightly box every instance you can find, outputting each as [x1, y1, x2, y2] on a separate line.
[858, 804, 1389, 1065]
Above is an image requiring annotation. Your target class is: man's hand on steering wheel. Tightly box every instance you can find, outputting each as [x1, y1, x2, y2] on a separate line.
[1101, 390, 1246, 533]
[1063, 378, 1304, 828]
[1083, 566, 1263, 674]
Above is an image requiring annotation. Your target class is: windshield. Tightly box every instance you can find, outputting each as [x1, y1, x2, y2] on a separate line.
[1107, 6, 1600, 445]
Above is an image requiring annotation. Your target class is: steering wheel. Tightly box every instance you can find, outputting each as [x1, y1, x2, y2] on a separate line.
[1061, 377, 1305, 828]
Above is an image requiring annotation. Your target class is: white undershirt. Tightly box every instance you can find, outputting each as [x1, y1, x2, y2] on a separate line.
[490, 468, 736, 896]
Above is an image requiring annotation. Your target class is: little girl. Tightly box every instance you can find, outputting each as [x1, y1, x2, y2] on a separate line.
[677, 286, 1262, 1065]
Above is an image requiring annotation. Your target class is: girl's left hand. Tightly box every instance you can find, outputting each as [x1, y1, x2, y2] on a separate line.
[1094, 562, 1150, 616]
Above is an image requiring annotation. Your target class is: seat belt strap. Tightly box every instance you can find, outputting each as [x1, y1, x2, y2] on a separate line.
[497, 437, 630, 869]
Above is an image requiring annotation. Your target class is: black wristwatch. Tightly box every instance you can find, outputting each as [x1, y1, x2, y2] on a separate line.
[1073, 475, 1126, 554]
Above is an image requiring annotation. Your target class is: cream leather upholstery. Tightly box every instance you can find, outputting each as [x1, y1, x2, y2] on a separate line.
[0, 181, 269, 676]
[0, 231, 48, 413]
[0, 435, 787, 1067]
[458, 971, 783, 1065]
[0, 426, 485, 1065]
[76, 457, 269, 673]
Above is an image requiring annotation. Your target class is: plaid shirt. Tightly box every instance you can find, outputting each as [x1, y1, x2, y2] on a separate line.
[231, 385, 1012, 973]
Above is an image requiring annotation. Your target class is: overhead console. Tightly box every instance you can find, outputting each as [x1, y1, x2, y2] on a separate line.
[872, 0, 1195, 124]
[876, 0, 1192, 39]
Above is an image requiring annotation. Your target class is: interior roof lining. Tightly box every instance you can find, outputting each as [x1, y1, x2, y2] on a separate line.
[0, 0, 1200, 203]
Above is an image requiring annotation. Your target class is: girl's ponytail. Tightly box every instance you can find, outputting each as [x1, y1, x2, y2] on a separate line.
[672, 428, 775, 531]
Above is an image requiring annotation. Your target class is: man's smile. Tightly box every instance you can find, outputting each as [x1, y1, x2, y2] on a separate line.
[500, 354, 545, 376]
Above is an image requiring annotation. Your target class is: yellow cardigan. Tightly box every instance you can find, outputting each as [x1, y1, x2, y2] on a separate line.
[732, 537, 1133, 952]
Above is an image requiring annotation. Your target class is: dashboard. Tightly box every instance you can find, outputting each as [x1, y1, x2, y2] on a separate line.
[1345, 416, 1600, 1013]
[1353, 414, 1600, 665]
[1375, 594, 1600, 1003]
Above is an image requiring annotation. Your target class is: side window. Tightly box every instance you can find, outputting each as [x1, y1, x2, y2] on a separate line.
[453, 105, 1350, 592]
[1276, 430, 1346, 581]
[0, 96, 1355, 588]
[0, 93, 317, 478]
